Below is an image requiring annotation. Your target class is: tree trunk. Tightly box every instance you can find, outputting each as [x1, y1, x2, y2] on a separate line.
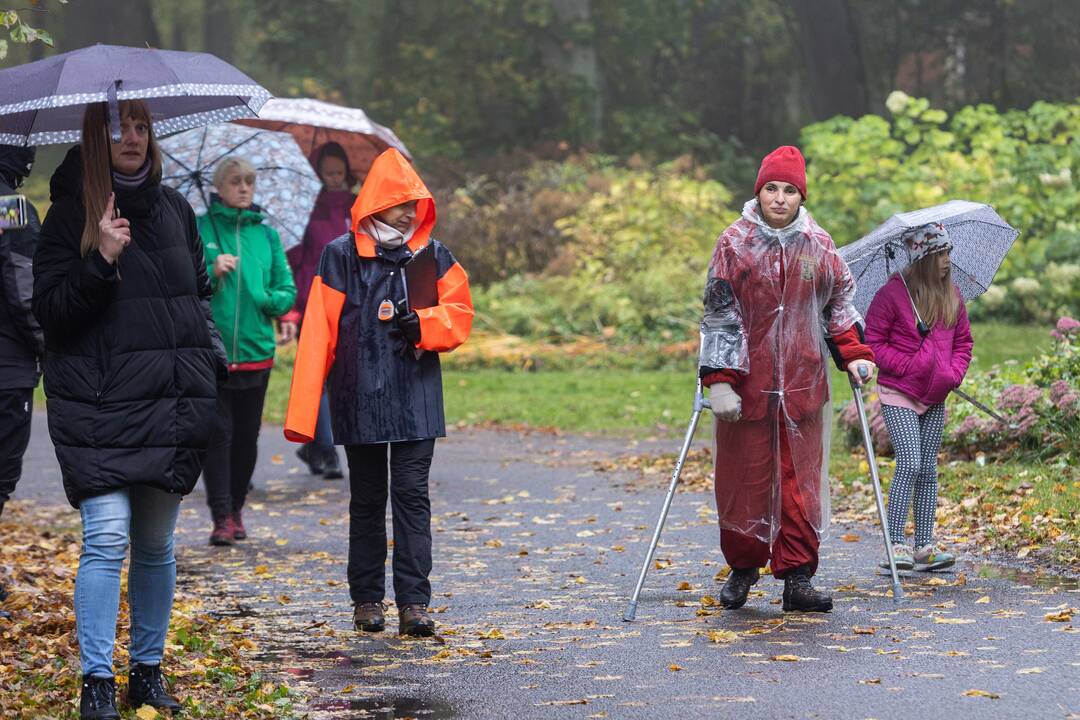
[788, 0, 870, 119]
[542, 0, 603, 146]
[202, 0, 234, 60]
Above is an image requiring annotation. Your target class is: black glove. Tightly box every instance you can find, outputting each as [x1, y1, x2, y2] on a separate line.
[394, 304, 421, 345]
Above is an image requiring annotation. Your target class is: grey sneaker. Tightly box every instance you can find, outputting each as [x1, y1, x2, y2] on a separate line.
[880, 543, 914, 570]
[913, 544, 955, 571]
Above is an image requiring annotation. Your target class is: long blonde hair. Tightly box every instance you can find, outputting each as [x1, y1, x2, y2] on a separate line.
[903, 252, 960, 328]
[80, 100, 162, 258]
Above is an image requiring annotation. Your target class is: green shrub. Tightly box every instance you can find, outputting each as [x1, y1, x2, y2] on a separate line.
[802, 92, 1080, 323]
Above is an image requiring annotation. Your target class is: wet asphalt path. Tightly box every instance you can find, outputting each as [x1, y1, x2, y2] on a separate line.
[18, 412, 1080, 719]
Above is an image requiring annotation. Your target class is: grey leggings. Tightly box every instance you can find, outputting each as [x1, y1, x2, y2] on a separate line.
[880, 402, 946, 547]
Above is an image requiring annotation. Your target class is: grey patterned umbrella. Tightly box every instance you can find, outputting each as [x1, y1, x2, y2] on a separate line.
[840, 200, 1020, 317]
[0, 44, 270, 146]
[160, 124, 321, 251]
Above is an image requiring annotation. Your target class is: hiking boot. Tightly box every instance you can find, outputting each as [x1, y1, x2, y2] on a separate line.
[209, 517, 235, 546]
[231, 510, 247, 540]
[719, 567, 760, 609]
[126, 663, 181, 711]
[322, 446, 344, 480]
[398, 604, 435, 637]
[782, 566, 833, 613]
[80, 674, 120, 720]
[913, 544, 955, 571]
[353, 602, 386, 632]
[297, 443, 325, 475]
[880, 543, 914, 571]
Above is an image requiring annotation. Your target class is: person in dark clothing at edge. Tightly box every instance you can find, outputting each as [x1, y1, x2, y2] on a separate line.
[287, 142, 355, 479]
[284, 148, 473, 637]
[32, 101, 227, 720]
[0, 145, 44, 621]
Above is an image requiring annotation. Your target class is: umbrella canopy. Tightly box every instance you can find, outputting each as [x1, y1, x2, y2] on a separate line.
[0, 44, 271, 146]
[840, 200, 1020, 318]
[234, 98, 411, 179]
[160, 124, 321, 251]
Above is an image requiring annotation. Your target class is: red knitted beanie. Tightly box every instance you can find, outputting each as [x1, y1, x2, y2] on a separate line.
[754, 145, 807, 199]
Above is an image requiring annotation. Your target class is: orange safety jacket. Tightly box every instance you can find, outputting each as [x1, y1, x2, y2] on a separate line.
[284, 149, 473, 444]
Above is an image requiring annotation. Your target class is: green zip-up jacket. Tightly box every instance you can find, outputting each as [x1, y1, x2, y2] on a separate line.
[199, 201, 297, 365]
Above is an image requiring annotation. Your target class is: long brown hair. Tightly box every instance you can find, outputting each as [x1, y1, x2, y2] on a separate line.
[903, 252, 960, 328]
[79, 100, 162, 258]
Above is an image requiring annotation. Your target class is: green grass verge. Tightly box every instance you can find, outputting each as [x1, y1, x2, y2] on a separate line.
[258, 321, 1051, 434]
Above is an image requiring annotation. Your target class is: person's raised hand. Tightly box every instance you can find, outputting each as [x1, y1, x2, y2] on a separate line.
[97, 193, 131, 264]
[213, 253, 239, 278]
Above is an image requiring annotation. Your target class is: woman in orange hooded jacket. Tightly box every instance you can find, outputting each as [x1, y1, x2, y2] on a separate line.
[285, 148, 473, 636]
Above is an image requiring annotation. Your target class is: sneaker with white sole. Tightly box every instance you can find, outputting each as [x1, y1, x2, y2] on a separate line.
[913, 543, 955, 571]
[880, 543, 914, 570]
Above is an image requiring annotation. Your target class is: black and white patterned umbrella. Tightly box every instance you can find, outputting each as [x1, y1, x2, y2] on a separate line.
[0, 44, 270, 146]
[840, 200, 1020, 317]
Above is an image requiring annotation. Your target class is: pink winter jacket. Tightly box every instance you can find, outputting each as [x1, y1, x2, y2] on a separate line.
[864, 274, 973, 406]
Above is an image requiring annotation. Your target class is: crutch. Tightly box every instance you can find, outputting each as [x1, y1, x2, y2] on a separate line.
[623, 380, 710, 622]
[849, 366, 904, 602]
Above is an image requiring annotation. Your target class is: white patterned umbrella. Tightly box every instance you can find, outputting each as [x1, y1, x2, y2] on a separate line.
[840, 200, 1020, 317]
[160, 124, 321, 251]
[0, 44, 270, 146]
[234, 98, 411, 177]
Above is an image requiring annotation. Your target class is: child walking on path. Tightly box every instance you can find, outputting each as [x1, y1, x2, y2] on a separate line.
[864, 222, 973, 571]
[284, 148, 473, 636]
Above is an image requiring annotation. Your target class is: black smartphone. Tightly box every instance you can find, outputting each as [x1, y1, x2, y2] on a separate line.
[0, 194, 28, 230]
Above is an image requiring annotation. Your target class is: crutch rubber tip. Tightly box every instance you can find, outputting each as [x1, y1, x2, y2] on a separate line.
[623, 602, 638, 622]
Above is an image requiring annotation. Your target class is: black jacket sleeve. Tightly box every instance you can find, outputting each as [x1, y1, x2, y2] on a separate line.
[180, 196, 228, 379]
[32, 198, 119, 339]
[0, 201, 44, 356]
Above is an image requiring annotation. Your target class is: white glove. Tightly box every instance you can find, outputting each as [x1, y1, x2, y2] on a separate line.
[848, 359, 877, 387]
[709, 382, 741, 422]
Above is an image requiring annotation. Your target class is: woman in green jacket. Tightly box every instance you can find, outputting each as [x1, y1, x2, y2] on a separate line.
[199, 156, 297, 546]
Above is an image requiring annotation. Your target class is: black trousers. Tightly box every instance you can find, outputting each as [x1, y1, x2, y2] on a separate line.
[345, 439, 436, 606]
[202, 369, 270, 522]
[0, 388, 32, 509]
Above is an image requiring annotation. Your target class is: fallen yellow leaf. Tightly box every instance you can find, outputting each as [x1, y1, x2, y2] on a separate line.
[136, 706, 160, 720]
[852, 626, 876, 635]
[668, 664, 682, 671]
[975, 596, 990, 604]
[1016, 667, 1044, 675]
[771, 654, 802, 662]
[479, 628, 505, 639]
[1044, 608, 1075, 622]
[934, 617, 976, 624]
[270, 454, 284, 465]
[840, 533, 860, 543]
[677, 581, 692, 591]
[705, 630, 738, 644]
[962, 689, 1000, 699]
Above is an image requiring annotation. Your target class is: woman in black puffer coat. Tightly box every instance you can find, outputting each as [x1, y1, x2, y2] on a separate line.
[32, 100, 226, 719]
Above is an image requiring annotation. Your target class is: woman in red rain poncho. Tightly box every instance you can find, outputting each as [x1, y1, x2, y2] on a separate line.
[699, 146, 876, 612]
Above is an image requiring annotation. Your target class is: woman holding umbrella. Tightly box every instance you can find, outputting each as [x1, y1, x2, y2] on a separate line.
[864, 223, 972, 572]
[287, 142, 356, 479]
[700, 146, 876, 613]
[199, 156, 298, 546]
[33, 100, 227, 718]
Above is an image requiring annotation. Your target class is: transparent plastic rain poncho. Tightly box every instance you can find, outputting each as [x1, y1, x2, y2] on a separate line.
[699, 200, 862, 544]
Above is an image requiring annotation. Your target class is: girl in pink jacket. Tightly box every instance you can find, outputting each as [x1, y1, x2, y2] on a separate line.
[864, 222, 973, 571]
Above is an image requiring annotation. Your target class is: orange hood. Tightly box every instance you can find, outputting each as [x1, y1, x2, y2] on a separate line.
[350, 148, 435, 257]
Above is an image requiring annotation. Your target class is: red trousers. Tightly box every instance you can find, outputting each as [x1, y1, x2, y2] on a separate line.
[715, 412, 823, 579]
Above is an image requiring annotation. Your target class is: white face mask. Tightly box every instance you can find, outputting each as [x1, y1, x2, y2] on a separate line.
[360, 216, 415, 249]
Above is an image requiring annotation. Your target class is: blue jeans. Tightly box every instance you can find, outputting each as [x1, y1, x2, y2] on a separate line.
[313, 387, 334, 449]
[75, 486, 181, 678]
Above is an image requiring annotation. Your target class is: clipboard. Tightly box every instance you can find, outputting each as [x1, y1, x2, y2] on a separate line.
[402, 242, 438, 311]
